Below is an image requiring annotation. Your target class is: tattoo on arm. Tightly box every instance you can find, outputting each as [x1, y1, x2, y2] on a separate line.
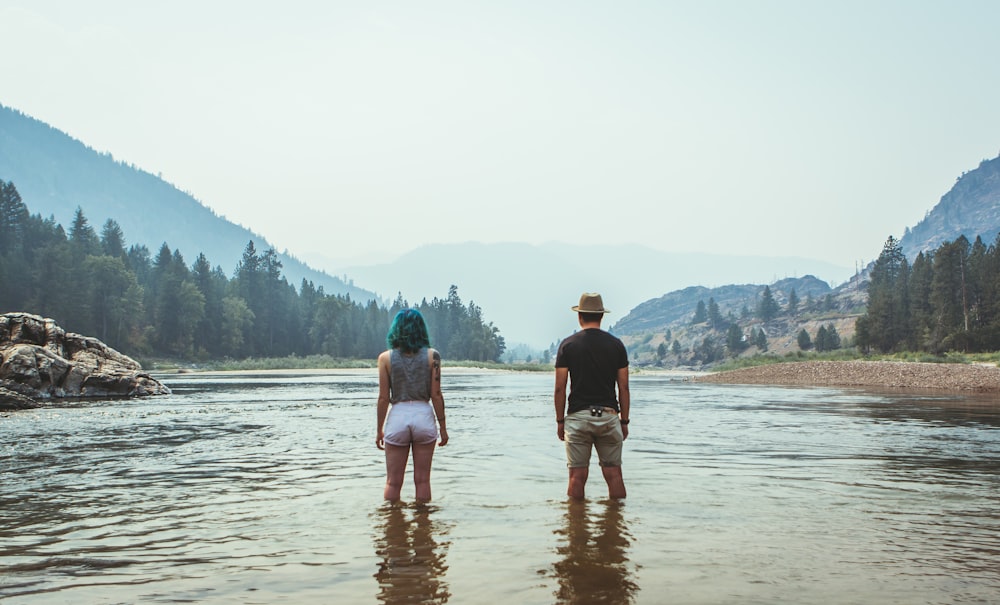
[433, 351, 441, 382]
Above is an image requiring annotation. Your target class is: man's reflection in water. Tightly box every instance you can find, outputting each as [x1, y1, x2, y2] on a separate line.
[553, 499, 639, 604]
[373, 503, 451, 604]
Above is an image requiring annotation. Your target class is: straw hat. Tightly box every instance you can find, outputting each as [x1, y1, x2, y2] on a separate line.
[571, 292, 610, 314]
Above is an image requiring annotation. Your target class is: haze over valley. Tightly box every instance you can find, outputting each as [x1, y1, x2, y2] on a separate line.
[2, 103, 858, 348]
[4, 104, 1000, 351]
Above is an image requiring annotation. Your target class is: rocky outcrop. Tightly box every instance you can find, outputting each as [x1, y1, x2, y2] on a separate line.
[0, 312, 170, 410]
[899, 154, 1000, 259]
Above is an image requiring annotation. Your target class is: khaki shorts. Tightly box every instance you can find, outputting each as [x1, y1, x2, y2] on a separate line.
[564, 408, 624, 468]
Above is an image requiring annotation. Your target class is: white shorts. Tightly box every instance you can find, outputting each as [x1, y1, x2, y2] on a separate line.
[383, 401, 438, 446]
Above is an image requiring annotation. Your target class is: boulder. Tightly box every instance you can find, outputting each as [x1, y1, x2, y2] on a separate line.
[0, 312, 170, 410]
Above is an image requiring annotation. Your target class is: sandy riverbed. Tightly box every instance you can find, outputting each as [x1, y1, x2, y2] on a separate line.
[692, 360, 1000, 392]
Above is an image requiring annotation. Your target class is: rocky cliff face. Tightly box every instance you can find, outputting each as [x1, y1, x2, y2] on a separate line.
[0, 312, 170, 410]
[899, 154, 1000, 257]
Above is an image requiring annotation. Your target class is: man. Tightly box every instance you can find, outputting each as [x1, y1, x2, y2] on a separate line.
[554, 292, 630, 500]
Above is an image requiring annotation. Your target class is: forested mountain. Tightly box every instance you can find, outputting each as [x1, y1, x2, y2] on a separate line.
[0, 180, 505, 362]
[0, 104, 372, 300]
[612, 275, 835, 336]
[899, 154, 1000, 259]
[614, 152, 1000, 366]
[610, 275, 863, 367]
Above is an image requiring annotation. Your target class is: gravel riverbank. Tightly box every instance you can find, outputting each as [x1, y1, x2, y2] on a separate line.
[692, 360, 1000, 392]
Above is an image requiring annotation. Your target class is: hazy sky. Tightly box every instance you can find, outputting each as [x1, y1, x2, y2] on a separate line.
[3, 0, 999, 272]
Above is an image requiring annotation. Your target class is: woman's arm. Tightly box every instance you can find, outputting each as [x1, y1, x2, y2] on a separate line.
[429, 348, 448, 446]
[376, 351, 391, 449]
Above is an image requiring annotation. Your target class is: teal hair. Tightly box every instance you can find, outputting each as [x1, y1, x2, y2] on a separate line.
[386, 309, 431, 353]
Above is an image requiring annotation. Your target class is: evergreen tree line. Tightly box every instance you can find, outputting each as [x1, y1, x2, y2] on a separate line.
[856, 234, 1000, 354]
[0, 180, 506, 362]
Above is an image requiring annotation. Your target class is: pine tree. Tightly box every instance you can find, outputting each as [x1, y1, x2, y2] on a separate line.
[726, 323, 746, 356]
[787, 289, 799, 315]
[815, 325, 829, 351]
[825, 323, 841, 350]
[100, 219, 127, 258]
[757, 286, 779, 322]
[192, 252, 228, 357]
[930, 237, 971, 351]
[981, 233, 1000, 349]
[0, 181, 28, 255]
[862, 236, 910, 353]
[0, 181, 30, 311]
[707, 298, 723, 330]
[692, 300, 708, 324]
[83, 255, 140, 347]
[68, 207, 101, 258]
[908, 251, 934, 350]
[797, 329, 812, 350]
[753, 327, 768, 351]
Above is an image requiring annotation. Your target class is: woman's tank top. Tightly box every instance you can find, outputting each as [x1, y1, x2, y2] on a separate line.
[389, 347, 431, 403]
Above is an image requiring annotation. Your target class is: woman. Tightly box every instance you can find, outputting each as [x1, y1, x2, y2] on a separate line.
[376, 309, 448, 502]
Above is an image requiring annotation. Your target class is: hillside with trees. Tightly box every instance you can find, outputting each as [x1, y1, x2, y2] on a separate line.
[0, 104, 369, 300]
[613, 275, 864, 367]
[0, 180, 505, 363]
[614, 153, 1000, 368]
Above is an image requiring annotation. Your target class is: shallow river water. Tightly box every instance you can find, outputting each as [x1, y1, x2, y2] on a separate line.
[2, 370, 999, 604]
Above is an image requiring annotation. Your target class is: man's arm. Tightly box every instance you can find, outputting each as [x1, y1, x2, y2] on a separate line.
[554, 367, 569, 441]
[617, 366, 630, 440]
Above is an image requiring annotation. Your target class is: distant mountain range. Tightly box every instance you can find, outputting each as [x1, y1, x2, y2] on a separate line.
[5, 102, 996, 352]
[0, 104, 373, 300]
[343, 243, 852, 347]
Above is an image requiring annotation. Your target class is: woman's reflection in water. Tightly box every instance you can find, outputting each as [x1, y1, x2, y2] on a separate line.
[373, 503, 451, 604]
[553, 499, 639, 604]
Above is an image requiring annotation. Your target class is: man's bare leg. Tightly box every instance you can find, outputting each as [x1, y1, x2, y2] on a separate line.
[568, 467, 589, 499]
[601, 465, 626, 499]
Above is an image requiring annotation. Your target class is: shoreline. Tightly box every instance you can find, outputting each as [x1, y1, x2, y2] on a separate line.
[692, 360, 1000, 392]
[153, 360, 1000, 393]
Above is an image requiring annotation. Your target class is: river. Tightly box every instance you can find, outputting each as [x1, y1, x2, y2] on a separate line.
[2, 370, 999, 604]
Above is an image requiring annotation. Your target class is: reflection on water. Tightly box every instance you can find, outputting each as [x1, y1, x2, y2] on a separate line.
[552, 500, 638, 605]
[373, 504, 451, 604]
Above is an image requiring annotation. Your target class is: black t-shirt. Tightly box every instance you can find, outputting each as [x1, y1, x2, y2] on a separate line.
[555, 328, 629, 414]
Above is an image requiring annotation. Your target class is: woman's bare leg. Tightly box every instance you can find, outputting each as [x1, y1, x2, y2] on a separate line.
[384, 444, 410, 502]
[411, 442, 437, 502]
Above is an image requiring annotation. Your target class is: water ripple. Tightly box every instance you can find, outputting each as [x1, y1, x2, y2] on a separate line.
[2, 371, 999, 603]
